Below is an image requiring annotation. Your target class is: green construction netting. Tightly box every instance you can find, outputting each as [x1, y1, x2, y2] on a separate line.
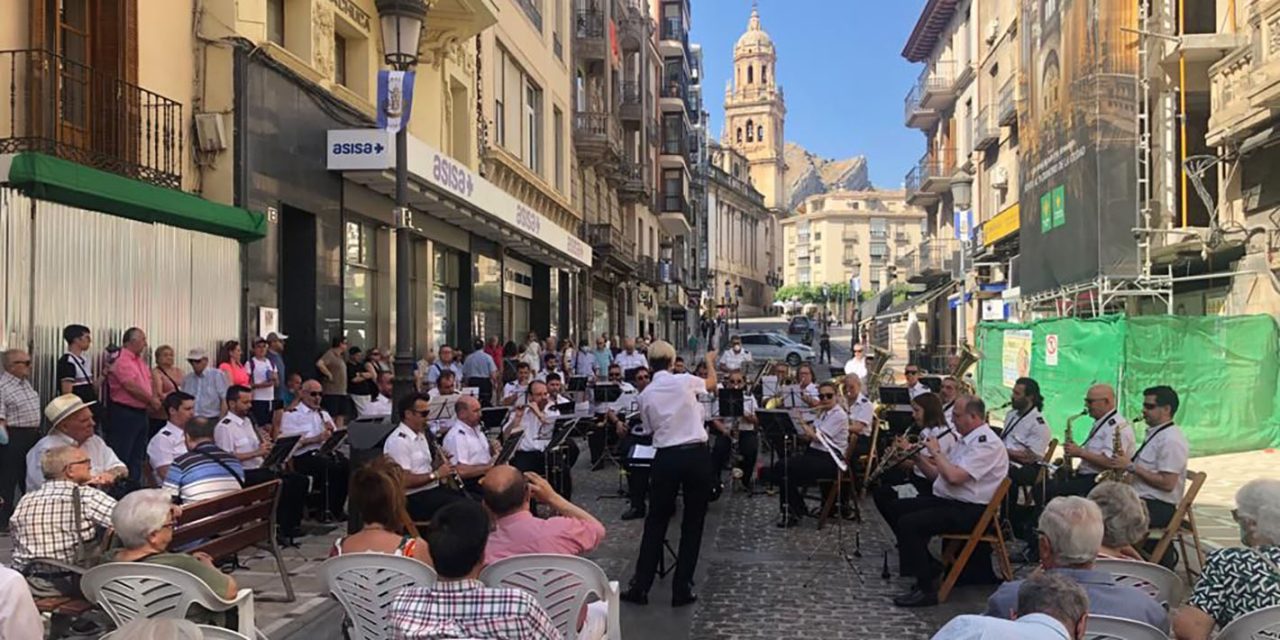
[975, 314, 1280, 457]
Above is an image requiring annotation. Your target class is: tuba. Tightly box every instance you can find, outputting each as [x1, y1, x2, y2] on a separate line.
[865, 344, 893, 402]
[950, 344, 981, 395]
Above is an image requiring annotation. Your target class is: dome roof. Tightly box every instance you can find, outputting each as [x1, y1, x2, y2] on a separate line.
[734, 5, 774, 55]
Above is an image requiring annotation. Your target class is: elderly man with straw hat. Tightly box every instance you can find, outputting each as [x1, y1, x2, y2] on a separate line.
[26, 394, 127, 493]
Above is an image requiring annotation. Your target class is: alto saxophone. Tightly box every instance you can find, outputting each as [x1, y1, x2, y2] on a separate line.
[1095, 420, 1130, 484]
[1057, 410, 1089, 482]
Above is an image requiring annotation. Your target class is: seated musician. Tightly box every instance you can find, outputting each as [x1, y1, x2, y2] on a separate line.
[886, 394, 1008, 607]
[793, 364, 820, 407]
[618, 367, 653, 520]
[718, 337, 752, 373]
[841, 374, 875, 460]
[215, 385, 306, 539]
[1001, 377, 1051, 532]
[279, 380, 349, 521]
[589, 364, 635, 468]
[426, 370, 461, 437]
[383, 392, 466, 522]
[940, 377, 959, 427]
[707, 370, 760, 499]
[762, 381, 848, 528]
[500, 362, 533, 407]
[904, 365, 929, 399]
[872, 392, 957, 543]
[1052, 383, 1135, 498]
[1096, 385, 1188, 568]
[505, 380, 571, 500]
[545, 373, 582, 469]
[440, 395, 495, 497]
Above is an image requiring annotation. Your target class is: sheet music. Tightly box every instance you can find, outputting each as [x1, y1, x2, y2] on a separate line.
[761, 375, 779, 399]
[462, 387, 480, 397]
[781, 385, 802, 409]
[698, 392, 717, 422]
[631, 444, 657, 460]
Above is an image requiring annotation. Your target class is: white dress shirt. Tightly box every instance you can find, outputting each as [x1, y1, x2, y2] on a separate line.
[1132, 422, 1189, 505]
[513, 404, 560, 452]
[279, 403, 335, 456]
[26, 430, 125, 490]
[0, 566, 43, 640]
[214, 412, 264, 469]
[383, 422, 439, 494]
[361, 393, 393, 418]
[146, 422, 188, 471]
[810, 405, 850, 456]
[908, 381, 930, 399]
[914, 423, 960, 479]
[614, 351, 648, 373]
[502, 380, 530, 406]
[442, 418, 491, 466]
[844, 356, 868, 380]
[930, 613, 1071, 640]
[719, 348, 753, 371]
[640, 371, 709, 448]
[1001, 407, 1052, 461]
[934, 424, 1009, 504]
[1076, 410, 1136, 476]
[846, 393, 875, 437]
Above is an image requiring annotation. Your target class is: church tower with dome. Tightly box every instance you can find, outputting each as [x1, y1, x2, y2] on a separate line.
[723, 3, 788, 210]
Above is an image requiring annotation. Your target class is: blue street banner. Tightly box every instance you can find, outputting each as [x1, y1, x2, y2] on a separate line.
[377, 70, 416, 133]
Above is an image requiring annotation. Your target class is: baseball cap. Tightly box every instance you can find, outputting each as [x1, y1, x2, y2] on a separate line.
[266, 332, 288, 341]
[187, 347, 209, 361]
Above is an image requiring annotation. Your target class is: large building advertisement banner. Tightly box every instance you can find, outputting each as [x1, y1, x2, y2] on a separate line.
[1017, 0, 1142, 296]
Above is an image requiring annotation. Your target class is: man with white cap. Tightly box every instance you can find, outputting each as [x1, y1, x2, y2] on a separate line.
[181, 347, 228, 424]
[26, 394, 127, 493]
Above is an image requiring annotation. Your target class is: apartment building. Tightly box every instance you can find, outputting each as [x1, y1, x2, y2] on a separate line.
[706, 143, 773, 316]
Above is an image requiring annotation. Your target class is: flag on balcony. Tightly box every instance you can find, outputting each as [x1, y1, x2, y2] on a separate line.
[377, 70, 417, 133]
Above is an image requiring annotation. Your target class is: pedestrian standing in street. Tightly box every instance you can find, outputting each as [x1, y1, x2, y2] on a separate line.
[217, 340, 250, 388]
[844, 344, 868, 385]
[247, 338, 279, 428]
[347, 347, 376, 418]
[150, 345, 184, 437]
[266, 332, 288, 404]
[414, 346, 436, 393]
[818, 326, 832, 364]
[484, 337, 504, 372]
[0, 349, 41, 530]
[107, 327, 159, 484]
[424, 345, 464, 392]
[181, 348, 228, 425]
[462, 339, 499, 407]
[57, 324, 99, 408]
[573, 339, 598, 381]
[316, 336, 350, 429]
[592, 336, 612, 378]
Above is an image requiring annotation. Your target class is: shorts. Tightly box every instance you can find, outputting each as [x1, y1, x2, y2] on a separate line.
[321, 394, 350, 419]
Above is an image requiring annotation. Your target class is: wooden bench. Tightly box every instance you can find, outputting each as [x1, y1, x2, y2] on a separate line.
[171, 479, 295, 602]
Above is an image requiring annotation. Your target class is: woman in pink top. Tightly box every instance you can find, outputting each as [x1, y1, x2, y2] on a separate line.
[148, 345, 185, 435]
[330, 458, 431, 564]
[218, 340, 250, 388]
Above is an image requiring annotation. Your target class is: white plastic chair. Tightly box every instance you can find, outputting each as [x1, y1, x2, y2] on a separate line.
[81, 562, 258, 638]
[1217, 604, 1280, 640]
[101, 624, 252, 639]
[319, 553, 438, 640]
[1094, 558, 1182, 609]
[479, 554, 620, 640]
[1084, 614, 1168, 640]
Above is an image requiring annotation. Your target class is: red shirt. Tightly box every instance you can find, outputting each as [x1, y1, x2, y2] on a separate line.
[485, 345, 504, 371]
[108, 349, 153, 409]
[483, 510, 605, 565]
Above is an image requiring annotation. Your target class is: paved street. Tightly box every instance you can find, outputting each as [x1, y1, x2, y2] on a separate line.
[2, 316, 1275, 639]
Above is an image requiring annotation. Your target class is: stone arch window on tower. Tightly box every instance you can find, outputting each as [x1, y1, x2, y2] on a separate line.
[762, 64, 768, 85]
[747, 65, 754, 84]
[737, 127, 743, 143]
[746, 119, 754, 141]
[757, 125, 764, 142]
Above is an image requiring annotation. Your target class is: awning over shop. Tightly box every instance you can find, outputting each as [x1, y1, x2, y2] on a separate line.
[327, 129, 592, 271]
[2, 152, 265, 240]
[859, 287, 894, 323]
[875, 281, 957, 322]
[983, 203, 1019, 247]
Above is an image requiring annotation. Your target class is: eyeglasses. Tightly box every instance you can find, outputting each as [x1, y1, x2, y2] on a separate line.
[68, 459, 91, 468]
[10, 360, 31, 366]
[818, 393, 835, 400]
[307, 391, 323, 398]
[415, 409, 432, 417]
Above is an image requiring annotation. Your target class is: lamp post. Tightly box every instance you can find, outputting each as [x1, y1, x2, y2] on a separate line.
[734, 284, 743, 328]
[950, 173, 974, 351]
[377, 0, 428, 402]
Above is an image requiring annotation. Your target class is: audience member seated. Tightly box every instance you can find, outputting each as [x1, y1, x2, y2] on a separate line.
[1173, 478, 1280, 640]
[26, 394, 127, 493]
[108, 618, 206, 640]
[482, 466, 606, 564]
[106, 489, 237, 626]
[985, 496, 1168, 632]
[1088, 481, 1149, 561]
[163, 418, 245, 504]
[389, 501, 562, 640]
[0, 565, 43, 638]
[934, 572, 1089, 639]
[11, 445, 116, 575]
[329, 457, 431, 564]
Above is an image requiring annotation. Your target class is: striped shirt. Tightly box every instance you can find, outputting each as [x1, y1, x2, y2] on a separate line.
[163, 442, 244, 504]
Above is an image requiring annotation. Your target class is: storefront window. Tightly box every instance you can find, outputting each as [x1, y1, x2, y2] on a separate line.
[344, 220, 379, 350]
[548, 269, 560, 339]
[592, 296, 610, 340]
[473, 253, 502, 344]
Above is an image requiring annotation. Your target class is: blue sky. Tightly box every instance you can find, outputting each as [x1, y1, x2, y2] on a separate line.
[690, 0, 928, 189]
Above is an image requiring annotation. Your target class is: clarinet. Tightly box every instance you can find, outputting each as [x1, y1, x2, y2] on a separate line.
[425, 431, 465, 491]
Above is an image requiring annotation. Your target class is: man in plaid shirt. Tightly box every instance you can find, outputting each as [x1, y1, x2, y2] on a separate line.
[10, 445, 116, 571]
[390, 500, 562, 640]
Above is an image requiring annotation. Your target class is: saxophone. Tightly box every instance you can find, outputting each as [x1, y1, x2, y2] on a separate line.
[1095, 420, 1129, 484]
[1057, 410, 1089, 482]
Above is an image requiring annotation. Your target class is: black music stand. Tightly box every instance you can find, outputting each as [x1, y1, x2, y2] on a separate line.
[757, 410, 798, 456]
[592, 383, 623, 404]
[481, 407, 510, 432]
[623, 368, 639, 384]
[318, 429, 349, 457]
[718, 388, 745, 419]
[554, 400, 576, 415]
[262, 435, 302, 470]
[567, 376, 589, 392]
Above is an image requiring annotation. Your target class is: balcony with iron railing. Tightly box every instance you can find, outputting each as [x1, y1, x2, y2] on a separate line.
[620, 80, 643, 121]
[974, 106, 1000, 151]
[896, 237, 961, 283]
[574, 111, 622, 167]
[917, 60, 957, 108]
[516, 0, 543, 31]
[0, 49, 184, 190]
[997, 77, 1018, 126]
[660, 72, 688, 112]
[584, 221, 636, 266]
[637, 256, 659, 284]
[574, 10, 607, 60]
[708, 164, 764, 206]
[903, 84, 939, 130]
[617, 158, 649, 203]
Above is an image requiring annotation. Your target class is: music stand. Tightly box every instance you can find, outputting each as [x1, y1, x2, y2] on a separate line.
[318, 429, 348, 456]
[426, 394, 459, 422]
[718, 388, 745, 419]
[554, 400, 576, 415]
[781, 385, 804, 409]
[461, 387, 481, 398]
[262, 435, 302, 470]
[760, 375, 780, 400]
[592, 384, 623, 405]
[756, 410, 798, 455]
[623, 368, 639, 384]
[567, 376, 589, 392]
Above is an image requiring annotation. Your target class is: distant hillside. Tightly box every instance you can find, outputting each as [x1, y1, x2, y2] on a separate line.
[784, 142, 871, 210]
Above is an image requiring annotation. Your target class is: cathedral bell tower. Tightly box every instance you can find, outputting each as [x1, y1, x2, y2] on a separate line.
[723, 3, 787, 210]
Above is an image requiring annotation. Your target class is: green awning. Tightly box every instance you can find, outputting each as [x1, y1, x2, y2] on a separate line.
[6, 152, 265, 240]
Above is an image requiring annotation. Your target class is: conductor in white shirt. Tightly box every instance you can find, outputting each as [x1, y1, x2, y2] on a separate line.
[620, 343, 718, 608]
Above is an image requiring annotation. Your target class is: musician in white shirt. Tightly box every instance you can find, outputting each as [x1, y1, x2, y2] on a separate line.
[1001, 377, 1053, 498]
[618, 368, 654, 520]
[1053, 383, 1135, 498]
[440, 395, 495, 497]
[843, 344, 868, 383]
[214, 384, 307, 537]
[718, 338, 752, 373]
[763, 381, 849, 529]
[905, 365, 930, 399]
[940, 377, 960, 428]
[707, 370, 760, 498]
[425, 370, 462, 436]
[886, 395, 1009, 607]
[588, 364, 636, 469]
[872, 392, 959, 546]
[384, 392, 465, 521]
[360, 371, 394, 419]
[500, 362, 534, 407]
[504, 380, 571, 499]
[279, 380, 349, 520]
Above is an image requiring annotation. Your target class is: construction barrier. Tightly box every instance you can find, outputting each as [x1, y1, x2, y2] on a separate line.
[975, 314, 1280, 457]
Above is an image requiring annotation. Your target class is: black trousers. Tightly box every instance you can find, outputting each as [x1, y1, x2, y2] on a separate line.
[511, 449, 573, 501]
[1005, 462, 1044, 533]
[619, 433, 654, 511]
[819, 343, 831, 363]
[630, 444, 712, 594]
[709, 431, 731, 484]
[467, 377, 494, 408]
[405, 486, 467, 523]
[106, 404, 149, 484]
[890, 496, 994, 591]
[1043, 472, 1101, 503]
[291, 452, 349, 517]
[763, 448, 838, 518]
[0, 426, 40, 526]
[245, 468, 308, 533]
[872, 471, 935, 538]
[251, 400, 278, 428]
[1143, 497, 1179, 569]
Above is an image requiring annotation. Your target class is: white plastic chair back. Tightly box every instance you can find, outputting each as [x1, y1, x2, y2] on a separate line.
[319, 553, 438, 640]
[81, 562, 257, 638]
[479, 554, 620, 640]
[1083, 614, 1168, 640]
[101, 624, 252, 640]
[1218, 604, 1280, 640]
[1094, 558, 1182, 608]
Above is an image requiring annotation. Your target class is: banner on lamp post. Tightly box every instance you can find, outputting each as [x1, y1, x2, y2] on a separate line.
[377, 70, 416, 133]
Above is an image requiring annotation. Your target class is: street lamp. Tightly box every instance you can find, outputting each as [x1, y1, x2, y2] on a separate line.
[950, 172, 974, 351]
[377, 0, 428, 401]
[734, 284, 743, 328]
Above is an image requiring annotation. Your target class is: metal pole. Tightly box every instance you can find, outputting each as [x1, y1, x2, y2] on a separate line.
[957, 239, 967, 348]
[393, 123, 415, 402]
